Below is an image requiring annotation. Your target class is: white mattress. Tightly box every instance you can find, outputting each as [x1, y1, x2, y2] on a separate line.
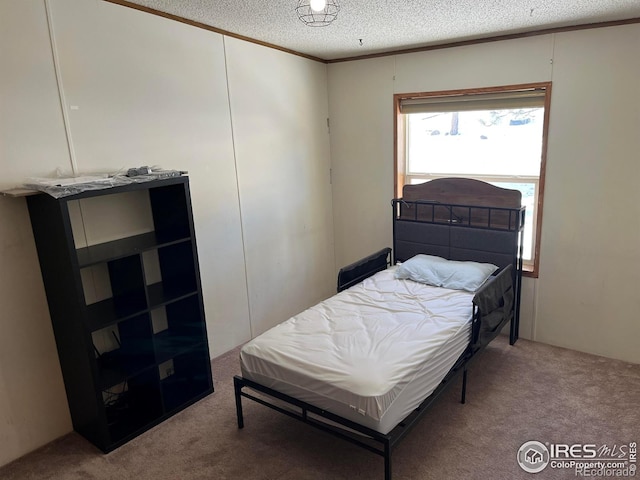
[240, 266, 473, 434]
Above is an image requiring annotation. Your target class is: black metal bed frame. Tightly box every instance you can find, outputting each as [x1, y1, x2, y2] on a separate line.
[234, 346, 474, 480]
[233, 195, 525, 480]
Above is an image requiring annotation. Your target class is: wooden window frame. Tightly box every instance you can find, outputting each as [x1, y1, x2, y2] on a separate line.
[394, 82, 552, 278]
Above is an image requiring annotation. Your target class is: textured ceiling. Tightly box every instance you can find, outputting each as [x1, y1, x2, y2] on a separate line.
[119, 0, 640, 61]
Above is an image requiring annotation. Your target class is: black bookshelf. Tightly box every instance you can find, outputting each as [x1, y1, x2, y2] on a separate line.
[26, 176, 213, 452]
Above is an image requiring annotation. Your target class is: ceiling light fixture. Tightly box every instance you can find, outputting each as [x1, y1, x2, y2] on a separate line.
[296, 0, 340, 27]
[310, 0, 326, 11]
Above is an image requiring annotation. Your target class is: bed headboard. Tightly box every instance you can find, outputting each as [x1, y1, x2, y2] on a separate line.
[393, 178, 524, 270]
[392, 178, 526, 343]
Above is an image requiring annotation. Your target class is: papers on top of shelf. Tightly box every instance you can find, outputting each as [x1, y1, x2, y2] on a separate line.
[34, 175, 114, 187]
[24, 170, 185, 198]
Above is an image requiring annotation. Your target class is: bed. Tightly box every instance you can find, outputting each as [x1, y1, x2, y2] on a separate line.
[233, 178, 525, 480]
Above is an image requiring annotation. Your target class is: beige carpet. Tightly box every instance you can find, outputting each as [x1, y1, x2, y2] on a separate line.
[1, 336, 638, 479]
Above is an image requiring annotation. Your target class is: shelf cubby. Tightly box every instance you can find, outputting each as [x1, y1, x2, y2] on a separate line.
[104, 368, 163, 443]
[153, 296, 205, 364]
[161, 345, 211, 412]
[157, 241, 198, 293]
[94, 313, 155, 390]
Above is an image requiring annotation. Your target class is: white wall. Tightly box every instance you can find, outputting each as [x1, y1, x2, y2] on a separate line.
[328, 25, 640, 365]
[225, 38, 335, 336]
[328, 56, 396, 268]
[0, 0, 74, 465]
[0, 0, 332, 466]
[535, 25, 640, 362]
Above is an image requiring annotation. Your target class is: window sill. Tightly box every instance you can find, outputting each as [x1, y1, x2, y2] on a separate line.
[522, 265, 538, 279]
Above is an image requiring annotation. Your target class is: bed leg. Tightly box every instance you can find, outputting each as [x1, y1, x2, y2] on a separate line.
[461, 368, 468, 404]
[233, 376, 245, 429]
[510, 319, 516, 345]
[384, 441, 392, 480]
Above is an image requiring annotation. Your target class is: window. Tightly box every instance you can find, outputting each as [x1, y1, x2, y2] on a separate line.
[394, 83, 551, 276]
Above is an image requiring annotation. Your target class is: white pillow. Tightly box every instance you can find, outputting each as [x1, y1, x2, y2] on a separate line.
[395, 254, 498, 292]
